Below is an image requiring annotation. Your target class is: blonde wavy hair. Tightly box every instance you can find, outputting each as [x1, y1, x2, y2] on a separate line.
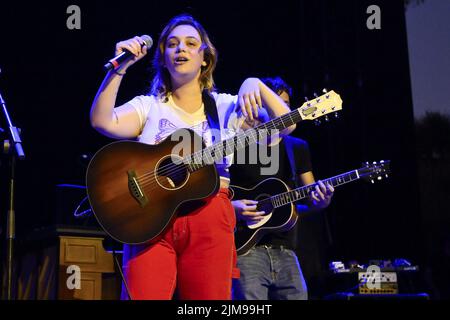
[149, 14, 218, 99]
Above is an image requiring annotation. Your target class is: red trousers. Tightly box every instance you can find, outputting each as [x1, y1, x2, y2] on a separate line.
[122, 188, 239, 300]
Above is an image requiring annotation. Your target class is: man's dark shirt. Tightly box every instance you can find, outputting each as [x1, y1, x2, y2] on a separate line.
[230, 136, 312, 249]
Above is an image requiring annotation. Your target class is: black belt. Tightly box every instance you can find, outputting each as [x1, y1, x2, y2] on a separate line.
[256, 244, 288, 250]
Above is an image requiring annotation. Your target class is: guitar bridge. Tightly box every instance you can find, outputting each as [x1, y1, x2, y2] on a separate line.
[128, 170, 148, 208]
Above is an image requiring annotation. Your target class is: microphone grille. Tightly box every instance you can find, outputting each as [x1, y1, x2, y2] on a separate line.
[140, 35, 153, 49]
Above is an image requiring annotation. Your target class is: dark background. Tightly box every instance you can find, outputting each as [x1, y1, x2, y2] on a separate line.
[1, 0, 439, 298]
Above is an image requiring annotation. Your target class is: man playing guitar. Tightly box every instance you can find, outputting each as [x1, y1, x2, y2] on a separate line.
[230, 77, 334, 300]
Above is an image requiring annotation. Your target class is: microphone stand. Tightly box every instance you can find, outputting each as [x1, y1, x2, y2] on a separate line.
[0, 73, 25, 300]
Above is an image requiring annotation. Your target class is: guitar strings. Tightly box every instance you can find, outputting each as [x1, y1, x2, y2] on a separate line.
[135, 112, 298, 185]
[135, 115, 288, 183]
[135, 128, 268, 192]
[131, 119, 218, 182]
[136, 130, 249, 185]
[136, 121, 303, 194]
[134, 93, 333, 188]
[135, 111, 342, 194]
[135, 108, 303, 185]
[135, 116, 290, 189]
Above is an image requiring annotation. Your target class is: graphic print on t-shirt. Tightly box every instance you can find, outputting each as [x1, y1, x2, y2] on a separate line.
[155, 118, 212, 146]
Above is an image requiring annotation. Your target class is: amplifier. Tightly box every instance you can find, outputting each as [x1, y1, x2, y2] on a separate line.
[326, 261, 424, 298]
[358, 271, 398, 294]
[326, 293, 430, 300]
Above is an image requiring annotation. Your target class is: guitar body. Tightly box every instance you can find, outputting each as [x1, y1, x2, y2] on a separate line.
[86, 129, 219, 244]
[231, 178, 298, 255]
[231, 160, 391, 255]
[85, 90, 344, 246]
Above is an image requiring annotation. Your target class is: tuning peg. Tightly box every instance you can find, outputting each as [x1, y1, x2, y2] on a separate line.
[314, 119, 321, 126]
[377, 176, 382, 181]
[304, 97, 312, 107]
[313, 92, 318, 98]
[371, 180, 375, 184]
[324, 115, 329, 122]
[334, 112, 339, 119]
[322, 88, 328, 93]
[385, 174, 389, 178]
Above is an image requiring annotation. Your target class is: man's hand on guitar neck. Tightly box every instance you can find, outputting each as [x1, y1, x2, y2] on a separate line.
[309, 180, 334, 210]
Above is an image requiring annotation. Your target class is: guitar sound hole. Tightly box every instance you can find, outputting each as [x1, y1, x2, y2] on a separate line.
[155, 155, 189, 190]
[256, 196, 274, 216]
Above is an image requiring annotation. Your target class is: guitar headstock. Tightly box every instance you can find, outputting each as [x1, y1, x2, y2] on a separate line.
[358, 160, 391, 184]
[298, 89, 343, 122]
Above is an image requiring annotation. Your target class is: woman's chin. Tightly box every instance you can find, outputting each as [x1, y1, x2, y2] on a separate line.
[170, 69, 200, 82]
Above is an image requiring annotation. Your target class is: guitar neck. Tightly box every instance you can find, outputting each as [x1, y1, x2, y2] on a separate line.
[270, 169, 361, 208]
[185, 109, 302, 172]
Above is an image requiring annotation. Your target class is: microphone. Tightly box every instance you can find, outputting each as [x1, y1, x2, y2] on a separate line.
[103, 35, 153, 71]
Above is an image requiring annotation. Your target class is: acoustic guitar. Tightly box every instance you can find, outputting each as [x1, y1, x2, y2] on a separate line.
[86, 91, 342, 244]
[231, 161, 390, 255]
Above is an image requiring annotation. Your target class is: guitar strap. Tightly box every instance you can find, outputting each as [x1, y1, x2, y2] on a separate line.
[202, 90, 230, 180]
[283, 136, 300, 189]
[202, 90, 220, 142]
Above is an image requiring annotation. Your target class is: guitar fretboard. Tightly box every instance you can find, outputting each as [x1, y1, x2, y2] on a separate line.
[270, 170, 361, 208]
[185, 109, 302, 172]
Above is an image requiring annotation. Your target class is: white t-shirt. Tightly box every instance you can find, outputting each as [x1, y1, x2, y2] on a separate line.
[124, 92, 244, 179]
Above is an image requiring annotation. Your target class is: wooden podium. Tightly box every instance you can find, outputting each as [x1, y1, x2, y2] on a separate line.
[16, 226, 122, 300]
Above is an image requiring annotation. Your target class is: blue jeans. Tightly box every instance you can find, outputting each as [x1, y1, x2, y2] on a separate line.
[233, 245, 308, 300]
